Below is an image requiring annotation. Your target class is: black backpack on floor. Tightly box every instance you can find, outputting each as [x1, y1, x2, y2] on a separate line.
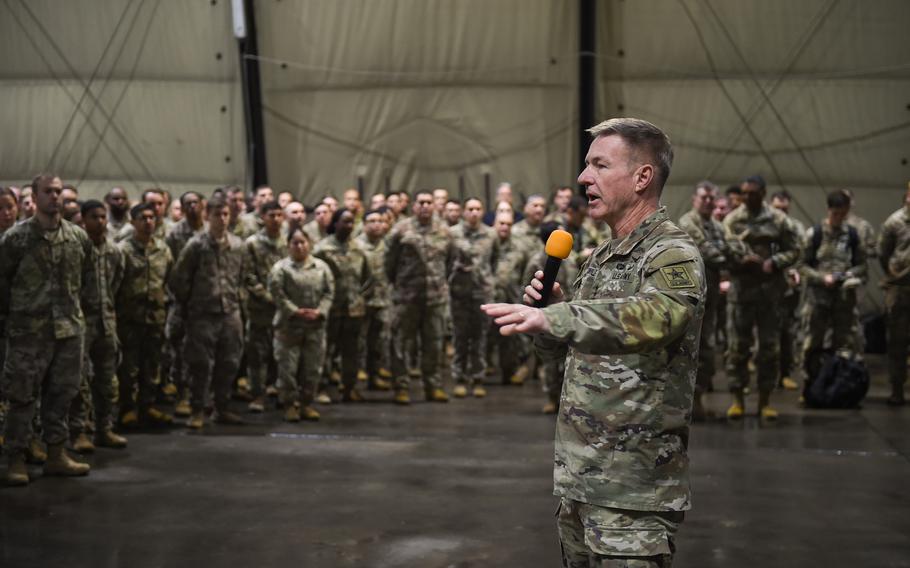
[804, 351, 870, 409]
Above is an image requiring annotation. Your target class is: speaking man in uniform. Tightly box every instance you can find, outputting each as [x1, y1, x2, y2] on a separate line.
[483, 118, 705, 567]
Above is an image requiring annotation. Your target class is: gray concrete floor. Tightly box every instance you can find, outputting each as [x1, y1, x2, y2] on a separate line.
[2, 356, 910, 567]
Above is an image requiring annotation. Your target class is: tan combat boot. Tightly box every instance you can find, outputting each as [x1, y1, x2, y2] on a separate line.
[174, 398, 192, 417]
[6, 452, 29, 486]
[44, 444, 90, 477]
[426, 388, 450, 403]
[452, 385, 468, 398]
[394, 390, 411, 405]
[284, 406, 301, 423]
[187, 411, 205, 430]
[758, 391, 779, 420]
[25, 438, 47, 464]
[301, 406, 321, 421]
[95, 429, 128, 449]
[472, 385, 487, 398]
[726, 392, 745, 420]
[72, 432, 96, 454]
[510, 365, 529, 386]
[369, 377, 391, 391]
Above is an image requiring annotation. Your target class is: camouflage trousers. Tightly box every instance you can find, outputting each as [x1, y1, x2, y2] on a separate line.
[274, 327, 326, 406]
[118, 322, 164, 415]
[488, 323, 524, 384]
[246, 318, 277, 397]
[542, 358, 566, 404]
[184, 312, 243, 412]
[801, 289, 859, 365]
[779, 290, 802, 381]
[450, 297, 488, 386]
[556, 498, 680, 567]
[725, 301, 781, 394]
[164, 307, 188, 394]
[390, 301, 445, 392]
[361, 306, 390, 377]
[2, 332, 83, 453]
[69, 320, 118, 435]
[695, 283, 719, 395]
[326, 314, 364, 391]
[884, 285, 910, 387]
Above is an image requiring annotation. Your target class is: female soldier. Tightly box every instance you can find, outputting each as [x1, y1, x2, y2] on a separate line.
[314, 208, 372, 402]
[268, 224, 334, 422]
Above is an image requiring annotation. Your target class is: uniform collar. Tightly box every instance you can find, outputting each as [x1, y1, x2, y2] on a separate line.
[611, 207, 668, 256]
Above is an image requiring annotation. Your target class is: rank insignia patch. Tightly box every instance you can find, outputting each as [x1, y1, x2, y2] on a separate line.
[660, 265, 695, 289]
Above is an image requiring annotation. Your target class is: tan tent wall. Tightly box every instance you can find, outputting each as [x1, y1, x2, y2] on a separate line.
[254, 0, 578, 206]
[0, 0, 246, 201]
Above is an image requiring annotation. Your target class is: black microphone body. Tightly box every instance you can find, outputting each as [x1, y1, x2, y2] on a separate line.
[535, 255, 563, 308]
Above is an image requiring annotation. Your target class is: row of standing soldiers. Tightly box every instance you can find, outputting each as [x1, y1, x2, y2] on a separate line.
[678, 176, 910, 422]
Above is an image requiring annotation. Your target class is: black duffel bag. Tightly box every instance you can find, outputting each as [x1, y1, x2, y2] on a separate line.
[804, 350, 870, 409]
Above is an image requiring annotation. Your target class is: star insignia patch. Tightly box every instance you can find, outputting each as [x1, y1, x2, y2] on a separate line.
[660, 265, 695, 289]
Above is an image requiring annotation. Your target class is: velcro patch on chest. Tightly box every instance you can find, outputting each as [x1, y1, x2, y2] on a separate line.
[660, 265, 695, 289]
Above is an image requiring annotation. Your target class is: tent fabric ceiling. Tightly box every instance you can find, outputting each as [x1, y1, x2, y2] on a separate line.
[0, 0, 245, 200]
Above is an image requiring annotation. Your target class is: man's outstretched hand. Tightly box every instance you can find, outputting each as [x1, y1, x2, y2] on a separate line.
[480, 303, 551, 336]
[482, 270, 561, 336]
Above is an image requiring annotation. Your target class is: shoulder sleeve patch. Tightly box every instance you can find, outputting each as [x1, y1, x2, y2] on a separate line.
[660, 265, 696, 289]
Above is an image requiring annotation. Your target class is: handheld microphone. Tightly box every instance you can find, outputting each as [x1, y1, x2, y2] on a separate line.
[535, 229, 574, 308]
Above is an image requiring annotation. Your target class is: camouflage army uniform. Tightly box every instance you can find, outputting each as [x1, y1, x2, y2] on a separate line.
[356, 233, 391, 380]
[448, 222, 498, 387]
[385, 216, 453, 393]
[163, 219, 207, 396]
[69, 237, 124, 437]
[243, 229, 288, 397]
[490, 233, 531, 384]
[679, 208, 729, 395]
[268, 256, 335, 407]
[779, 215, 806, 383]
[878, 206, 910, 396]
[723, 204, 800, 395]
[0, 218, 92, 454]
[303, 220, 327, 246]
[533, 207, 705, 566]
[169, 232, 245, 413]
[115, 220, 165, 243]
[234, 211, 262, 240]
[510, 219, 542, 253]
[116, 234, 173, 417]
[525, 248, 578, 406]
[800, 222, 866, 375]
[847, 212, 877, 348]
[314, 235, 371, 395]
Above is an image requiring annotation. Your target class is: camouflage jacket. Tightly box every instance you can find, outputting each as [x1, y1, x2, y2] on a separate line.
[314, 235, 371, 318]
[303, 220, 328, 246]
[356, 233, 391, 309]
[165, 218, 207, 261]
[510, 219, 542, 252]
[678, 208, 729, 273]
[0, 217, 93, 339]
[385, 217, 453, 306]
[234, 211, 262, 240]
[493, 235, 529, 303]
[244, 229, 288, 326]
[268, 256, 335, 335]
[117, 235, 174, 326]
[801, 222, 867, 304]
[169, 232, 245, 317]
[449, 222, 498, 302]
[848, 212, 877, 260]
[82, 237, 124, 336]
[878, 206, 910, 286]
[534, 207, 705, 512]
[722, 203, 800, 303]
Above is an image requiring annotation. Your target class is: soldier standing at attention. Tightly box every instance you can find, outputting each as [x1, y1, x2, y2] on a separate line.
[304, 202, 331, 245]
[490, 211, 529, 386]
[679, 181, 729, 420]
[770, 190, 806, 391]
[104, 187, 130, 234]
[878, 184, 910, 405]
[723, 175, 800, 419]
[0, 187, 18, 449]
[116, 203, 175, 427]
[115, 188, 167, 242]
[243, 201, 287, 412]
[511, 194, 548, 252]
[170, 197, 246, 428]
[483, 118, 705, 566]
[1, 174, 94, 486]
[385, 190, 454, 405]
[449, 198, 498, 398]
[314, 208, 371, 402]
[68, 200, 127, 453]
[269, 224, 334, 422]
[356, 208, 393, 391]
[236, 185, 274, 240]
[800, 190, 866, 381]
[164, 191, 207, 416]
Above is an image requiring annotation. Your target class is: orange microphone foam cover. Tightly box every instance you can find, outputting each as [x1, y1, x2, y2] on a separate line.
[545, 229, 574, 259]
